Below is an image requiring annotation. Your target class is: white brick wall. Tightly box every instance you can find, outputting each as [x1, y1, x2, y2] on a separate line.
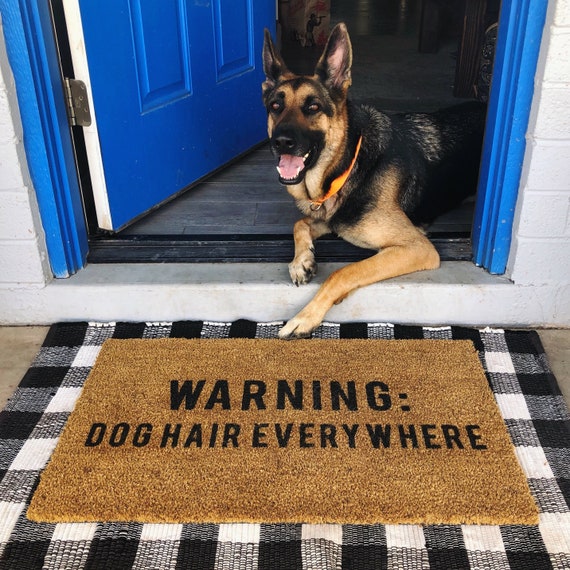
[508, 0, 570, 286]
[553, 0, 570, 27]
[0, 19, 50, 287]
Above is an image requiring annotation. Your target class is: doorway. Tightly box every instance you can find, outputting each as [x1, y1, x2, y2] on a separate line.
[63, 0, 499, 263]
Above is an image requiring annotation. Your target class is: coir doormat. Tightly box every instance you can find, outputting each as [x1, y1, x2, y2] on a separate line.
[27, 326, 538, 526]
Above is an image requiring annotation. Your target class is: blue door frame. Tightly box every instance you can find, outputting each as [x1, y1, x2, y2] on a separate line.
[0, 0, 548, 278]
[0, 0, 88, 277]
[472, 0, 549, 273]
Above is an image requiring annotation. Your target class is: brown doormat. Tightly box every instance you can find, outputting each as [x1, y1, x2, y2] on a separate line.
[28, 338, 538, 525]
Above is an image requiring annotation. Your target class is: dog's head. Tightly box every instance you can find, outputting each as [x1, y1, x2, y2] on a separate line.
[262, 23, 353, 186]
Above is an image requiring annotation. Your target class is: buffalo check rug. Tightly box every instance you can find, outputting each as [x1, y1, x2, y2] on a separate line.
[1, 320, 569, 570]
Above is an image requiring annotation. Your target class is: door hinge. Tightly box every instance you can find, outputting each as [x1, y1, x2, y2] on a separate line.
[64, 78, 92, 127]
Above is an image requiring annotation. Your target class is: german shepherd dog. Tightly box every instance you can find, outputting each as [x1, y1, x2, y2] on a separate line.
[262, 23, 486, 339]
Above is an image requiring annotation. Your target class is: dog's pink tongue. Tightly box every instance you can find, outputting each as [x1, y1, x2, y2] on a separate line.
[278, 155, 304, 179]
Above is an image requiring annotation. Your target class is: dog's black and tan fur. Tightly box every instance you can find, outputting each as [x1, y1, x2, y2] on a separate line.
[263, 23, 486, 339]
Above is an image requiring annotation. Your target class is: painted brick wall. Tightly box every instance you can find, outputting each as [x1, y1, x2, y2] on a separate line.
[0, 19, 50, 287]
[508, 0, 570, 285]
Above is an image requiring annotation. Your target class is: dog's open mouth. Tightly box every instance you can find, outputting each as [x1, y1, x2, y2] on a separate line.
[276, 149, 316, 185]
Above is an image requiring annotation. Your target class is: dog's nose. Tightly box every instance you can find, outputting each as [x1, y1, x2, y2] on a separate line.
[273, 134, 296, 152]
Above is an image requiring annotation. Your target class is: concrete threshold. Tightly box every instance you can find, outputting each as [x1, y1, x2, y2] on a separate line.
[0, 261, 563, 326]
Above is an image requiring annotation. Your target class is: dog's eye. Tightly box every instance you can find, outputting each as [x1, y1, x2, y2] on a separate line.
[270, 101, 282, 113]
[305, 102, 321, 115]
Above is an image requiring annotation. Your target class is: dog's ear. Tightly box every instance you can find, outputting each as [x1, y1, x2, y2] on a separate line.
[314, 23, 352, 96]
[262, 28, 288, 92]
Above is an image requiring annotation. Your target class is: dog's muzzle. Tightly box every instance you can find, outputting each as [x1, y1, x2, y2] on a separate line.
[271, 127, 321, 185]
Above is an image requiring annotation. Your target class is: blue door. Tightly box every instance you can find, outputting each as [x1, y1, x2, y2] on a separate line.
[73, 0, 275, 231]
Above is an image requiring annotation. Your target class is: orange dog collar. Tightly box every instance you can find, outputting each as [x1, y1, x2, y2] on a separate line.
[310, 135, 363, 211]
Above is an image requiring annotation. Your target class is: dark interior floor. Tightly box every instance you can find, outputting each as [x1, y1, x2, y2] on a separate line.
[119, 0, 476, 239]
[120, 142, 476, 236]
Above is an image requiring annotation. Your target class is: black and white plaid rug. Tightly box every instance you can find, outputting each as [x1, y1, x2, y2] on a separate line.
[1, 320, 568, 570]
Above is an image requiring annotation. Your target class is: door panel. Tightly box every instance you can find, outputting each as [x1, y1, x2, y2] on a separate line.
[65, 0, 274, 231]
[213, 0, 254, 81]
[130, 0, 193, 113]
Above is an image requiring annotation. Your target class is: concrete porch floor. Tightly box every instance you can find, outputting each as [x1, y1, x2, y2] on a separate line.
[1, 322, 569, 412]
[1, 261, 569, 327]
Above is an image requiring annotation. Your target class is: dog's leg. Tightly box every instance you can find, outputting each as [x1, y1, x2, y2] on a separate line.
[288, 217, 330, 286]
[279, 236, 440, 339]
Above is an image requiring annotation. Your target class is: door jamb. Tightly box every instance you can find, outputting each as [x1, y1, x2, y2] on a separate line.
[472, 0, 549, 274]
[0, 0, 88, 277]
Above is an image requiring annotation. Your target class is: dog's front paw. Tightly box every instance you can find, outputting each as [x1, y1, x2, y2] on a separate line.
[278, 308, 324, 339]
[278, 317, 315, 340]
[288, 251, 317, 286]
